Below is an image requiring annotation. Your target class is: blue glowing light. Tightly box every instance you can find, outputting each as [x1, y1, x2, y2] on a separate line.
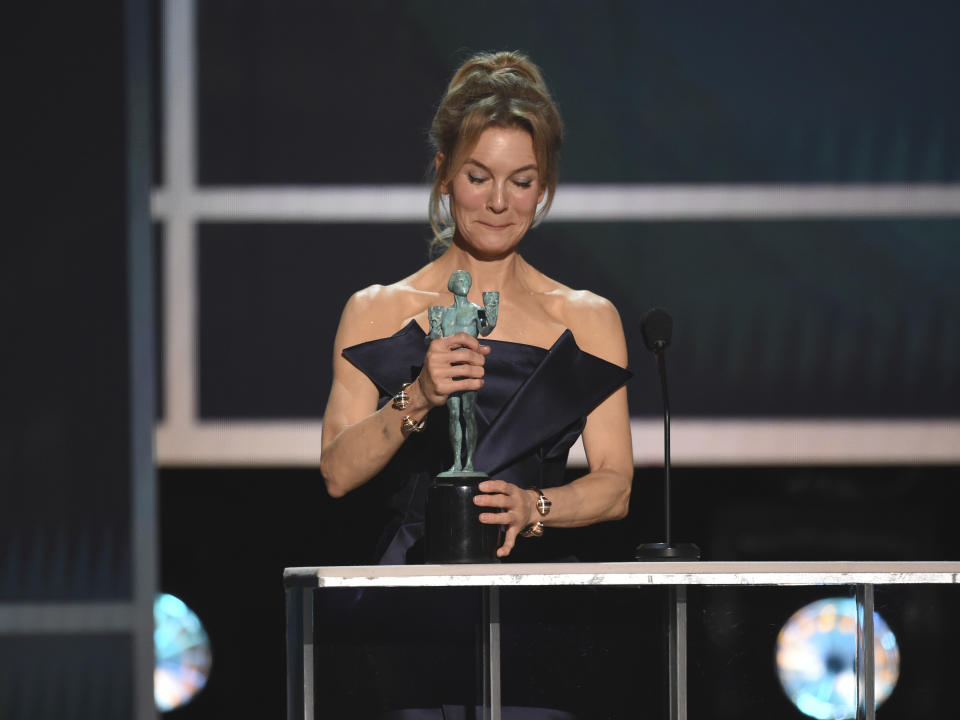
[776, 597, 899, 720]
[154, 593, 212, 712]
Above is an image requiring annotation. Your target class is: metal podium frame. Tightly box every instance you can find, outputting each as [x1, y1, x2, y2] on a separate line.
[284, 561, 960, 720]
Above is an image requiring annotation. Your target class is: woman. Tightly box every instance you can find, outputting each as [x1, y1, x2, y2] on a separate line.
[321, 52, 633, 566]
[320, 53, 635, 716]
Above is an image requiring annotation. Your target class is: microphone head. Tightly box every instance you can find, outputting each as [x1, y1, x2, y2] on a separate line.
[641, 307, 673, 350]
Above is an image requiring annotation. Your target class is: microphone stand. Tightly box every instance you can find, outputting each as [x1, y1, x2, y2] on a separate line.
[636, 313, 700, 561]
[634, 309, 699, 720]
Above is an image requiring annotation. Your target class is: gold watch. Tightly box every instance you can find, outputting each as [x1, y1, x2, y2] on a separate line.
[531, 487, 551, 517]
[521, 488, 551, 538]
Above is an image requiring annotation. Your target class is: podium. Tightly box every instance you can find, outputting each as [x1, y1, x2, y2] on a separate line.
[284, 561, 960, 720]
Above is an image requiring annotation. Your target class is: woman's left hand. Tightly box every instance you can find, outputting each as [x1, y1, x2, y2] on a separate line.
[474, 480, 537, 558]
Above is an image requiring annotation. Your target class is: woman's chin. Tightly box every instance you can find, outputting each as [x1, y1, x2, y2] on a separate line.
[453, 234, 523, 261]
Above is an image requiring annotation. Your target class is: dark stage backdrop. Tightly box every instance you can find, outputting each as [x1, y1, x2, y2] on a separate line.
[161, 465, 960, 719]
[3, 2, 155, 719]
[156, 0, 960, 424]
[194, 2, 960, 186]
[152, 2, 960, 719]
[195, 219, 959, 421]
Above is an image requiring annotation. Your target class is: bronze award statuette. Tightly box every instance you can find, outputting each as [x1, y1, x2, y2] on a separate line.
[424, 270, 502, 563]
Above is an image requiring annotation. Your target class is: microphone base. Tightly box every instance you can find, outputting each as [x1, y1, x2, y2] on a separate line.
[635, 542, 701, 561]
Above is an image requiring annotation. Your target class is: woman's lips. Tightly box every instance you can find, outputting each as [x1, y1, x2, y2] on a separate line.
[478, 221, 512, 229]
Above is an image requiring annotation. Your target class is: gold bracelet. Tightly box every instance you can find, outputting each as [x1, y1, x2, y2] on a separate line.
[392, 382, 413, 411]
[400, 415, 426, 434]
[520, 521, 544, 538]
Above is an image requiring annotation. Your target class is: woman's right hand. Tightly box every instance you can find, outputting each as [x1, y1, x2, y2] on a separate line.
[417, 332, 490, 407]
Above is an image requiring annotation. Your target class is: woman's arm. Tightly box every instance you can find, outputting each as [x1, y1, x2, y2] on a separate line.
[320, 288, 489, 497]
[473, 293, 633, 557]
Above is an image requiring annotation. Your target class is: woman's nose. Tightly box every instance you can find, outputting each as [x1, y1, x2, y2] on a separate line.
[487, 183, 507, 213]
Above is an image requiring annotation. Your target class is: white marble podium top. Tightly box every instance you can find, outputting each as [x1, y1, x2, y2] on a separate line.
[283, 561, 960, 589]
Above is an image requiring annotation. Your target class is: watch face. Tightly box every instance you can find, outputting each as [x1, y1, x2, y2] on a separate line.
[537, 495, 551, 515]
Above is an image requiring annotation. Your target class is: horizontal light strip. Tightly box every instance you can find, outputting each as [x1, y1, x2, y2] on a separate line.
[155, 419, 960, 467]
[0, 602, 135, 633]
[150, 183, 960, 222]
[152, 186, 429, 222]
[550, 184, 960, 220]
[631, 418, 960, 466]
[157, 421, 325, 466]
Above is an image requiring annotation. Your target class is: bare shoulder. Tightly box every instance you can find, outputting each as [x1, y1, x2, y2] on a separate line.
[554, 287, 628, 367]
[335, 280, 429, 350]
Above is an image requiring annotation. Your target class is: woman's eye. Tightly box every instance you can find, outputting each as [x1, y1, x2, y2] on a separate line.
[468, 174, 487, 184]
[513, 179, 533, 189]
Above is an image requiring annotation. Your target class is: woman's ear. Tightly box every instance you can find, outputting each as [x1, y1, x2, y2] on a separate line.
[435, 153, 449, 194]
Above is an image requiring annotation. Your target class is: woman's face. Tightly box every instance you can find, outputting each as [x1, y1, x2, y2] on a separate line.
[444, 126, 545, 259]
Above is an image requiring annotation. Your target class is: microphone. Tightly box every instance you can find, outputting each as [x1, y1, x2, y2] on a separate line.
[635, 308, 700, 561]
[640, 307, 672, 352]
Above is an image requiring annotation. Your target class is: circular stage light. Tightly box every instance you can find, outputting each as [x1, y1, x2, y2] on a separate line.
[776, 597, 899, 719]
[154, 593, 213, 712]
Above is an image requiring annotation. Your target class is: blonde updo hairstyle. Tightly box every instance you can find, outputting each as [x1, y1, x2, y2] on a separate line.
[428, 51, 564, 251]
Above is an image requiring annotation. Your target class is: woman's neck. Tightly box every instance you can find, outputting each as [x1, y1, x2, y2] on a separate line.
[431, 240, 528, 297]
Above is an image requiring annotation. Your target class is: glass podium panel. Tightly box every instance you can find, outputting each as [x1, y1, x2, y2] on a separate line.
[286, 563, 960, 719]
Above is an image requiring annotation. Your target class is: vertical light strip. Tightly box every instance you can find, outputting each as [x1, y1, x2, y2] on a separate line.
[163, 0, 197, 429]
[128, 0, 157, 716]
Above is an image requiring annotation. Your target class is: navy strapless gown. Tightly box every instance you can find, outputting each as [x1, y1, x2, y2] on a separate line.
[331, 321, 632, 717]
[342, 320, 632, 566]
